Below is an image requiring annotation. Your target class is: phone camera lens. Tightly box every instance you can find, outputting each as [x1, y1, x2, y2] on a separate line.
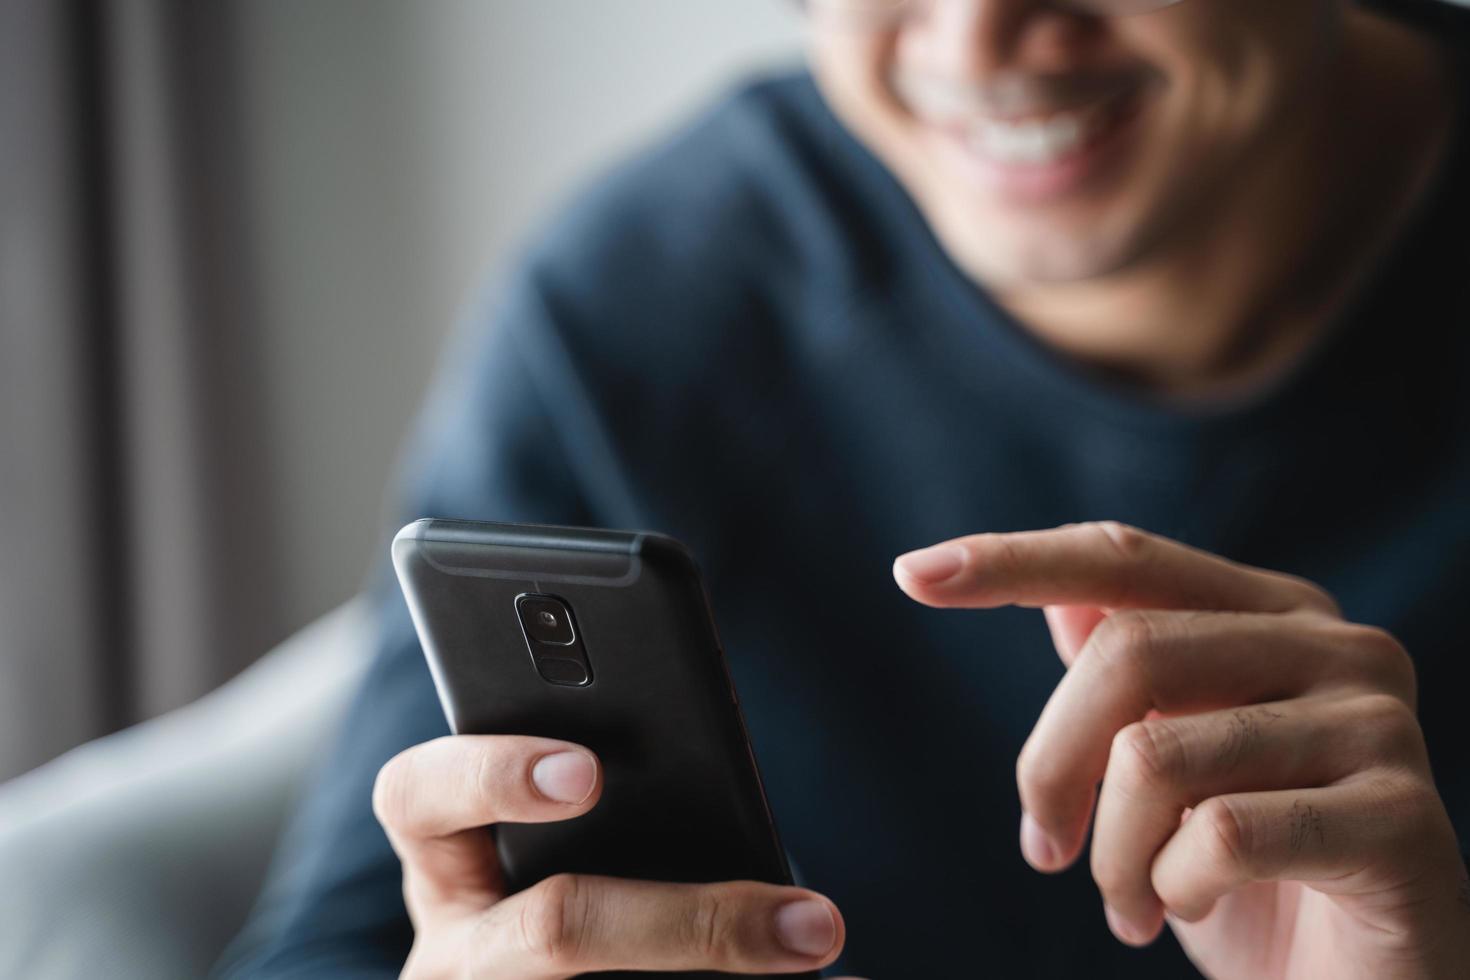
[517, 595, 576, 646]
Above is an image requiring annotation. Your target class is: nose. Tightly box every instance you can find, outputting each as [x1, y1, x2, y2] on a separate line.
[905, 0, 1086, 78]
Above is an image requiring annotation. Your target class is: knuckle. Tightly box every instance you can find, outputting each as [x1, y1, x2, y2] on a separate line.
[1089, 847, 1129, 899]
[1015, 741, 1070, 812]
[1088, 610, 1159, 676]
[684, 885, 741, 965]
[1388, 776, 1442, 821]
[1350, 625, 1417, 701]
[1091, 521, 1151, 562]
[468, 740, 513, 811]
[980, 533, 1024, 579]
[517, 874, 586, 968]
[1351, 693, 1424, 763]
[1214, 707, 1275, 771]
[1193, 797, 1251, 876]
[1301, 582, 1341, 616]
[1278, 575, 1340, 615]
[1111, 720, 1185, 792]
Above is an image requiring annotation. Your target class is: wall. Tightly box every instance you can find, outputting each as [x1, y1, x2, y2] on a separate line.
[228, 1, 805, 636]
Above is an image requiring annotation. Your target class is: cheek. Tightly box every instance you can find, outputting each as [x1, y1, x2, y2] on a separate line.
[809, 28, 954, 206]
[808, 29, 901, 131]
[1124, 3, 1335, 160]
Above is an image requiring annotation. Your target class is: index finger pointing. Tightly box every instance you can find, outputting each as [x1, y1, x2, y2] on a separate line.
[893, 522, 1337, 616]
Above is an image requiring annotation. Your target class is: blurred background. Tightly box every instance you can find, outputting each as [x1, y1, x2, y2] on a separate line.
[0, 0, 803, 784]
[6, 3, 1470, 978]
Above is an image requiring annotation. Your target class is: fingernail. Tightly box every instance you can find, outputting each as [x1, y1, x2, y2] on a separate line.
[895, 545, 963, 584]
[1104, 904, 1149, 946]
[531, 751, 597, 804]
[774, 899, 836, 957]
[1019, 812, 1059, 869]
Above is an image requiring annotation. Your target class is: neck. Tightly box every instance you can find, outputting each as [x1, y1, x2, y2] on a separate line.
[995, 11, 1455, 400]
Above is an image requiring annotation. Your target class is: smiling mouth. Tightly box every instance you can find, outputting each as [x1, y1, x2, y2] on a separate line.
[892, 65, 1152, 174]
[962, 88, 1139, 167]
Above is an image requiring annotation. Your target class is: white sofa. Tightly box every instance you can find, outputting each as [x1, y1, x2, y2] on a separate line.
[0, 600, 375, 980]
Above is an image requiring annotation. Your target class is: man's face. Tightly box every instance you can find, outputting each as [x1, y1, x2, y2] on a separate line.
[806, 0, 1343, 285]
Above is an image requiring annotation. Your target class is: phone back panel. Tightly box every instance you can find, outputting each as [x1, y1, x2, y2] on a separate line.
[392, 519, 795, 896]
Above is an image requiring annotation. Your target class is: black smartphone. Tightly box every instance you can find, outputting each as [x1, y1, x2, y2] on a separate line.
[392, 519, 810, 977]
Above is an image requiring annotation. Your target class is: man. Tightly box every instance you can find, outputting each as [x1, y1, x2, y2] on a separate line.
[219, 0, 1470, 976]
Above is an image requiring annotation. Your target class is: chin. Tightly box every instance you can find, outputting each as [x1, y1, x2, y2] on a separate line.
[932, 193, 1157, 287]
[970, 231, 1134, 285]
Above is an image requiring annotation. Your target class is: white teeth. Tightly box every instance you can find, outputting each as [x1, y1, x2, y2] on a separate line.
[968, 108, 1100, 166]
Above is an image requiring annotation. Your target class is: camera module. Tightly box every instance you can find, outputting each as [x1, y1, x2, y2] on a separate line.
[516, 594, 576, 646]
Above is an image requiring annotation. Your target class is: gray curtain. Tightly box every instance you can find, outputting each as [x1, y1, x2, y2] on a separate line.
[0, 0, 284, 781]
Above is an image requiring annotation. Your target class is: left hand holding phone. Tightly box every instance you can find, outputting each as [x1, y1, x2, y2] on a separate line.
[373, 733, 862, 979]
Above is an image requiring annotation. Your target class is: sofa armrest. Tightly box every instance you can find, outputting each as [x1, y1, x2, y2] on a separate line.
[0, 598, 375, 980]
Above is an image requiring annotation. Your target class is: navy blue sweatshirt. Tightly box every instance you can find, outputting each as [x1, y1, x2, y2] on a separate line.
[220, 26, 1470, 980]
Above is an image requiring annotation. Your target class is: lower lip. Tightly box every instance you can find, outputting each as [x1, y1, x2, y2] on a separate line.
[931, 91, 1148, 205]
